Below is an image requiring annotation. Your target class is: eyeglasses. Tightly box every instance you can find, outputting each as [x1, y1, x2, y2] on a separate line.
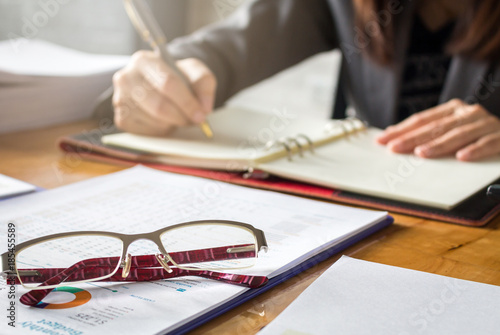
[1, 220, 269, 307]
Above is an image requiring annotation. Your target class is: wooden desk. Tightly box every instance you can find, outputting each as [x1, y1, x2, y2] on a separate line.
[2, 120, 500, 334]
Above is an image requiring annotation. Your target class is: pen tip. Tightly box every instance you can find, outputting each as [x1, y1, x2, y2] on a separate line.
[201, 122, 213, 139]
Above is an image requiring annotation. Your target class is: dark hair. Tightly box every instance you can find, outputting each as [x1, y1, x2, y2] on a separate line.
[353, 0, 500, 65]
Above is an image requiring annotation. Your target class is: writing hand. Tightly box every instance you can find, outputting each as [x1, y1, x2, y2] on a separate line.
[376, 99, 500, 161]
[112, 51, 217, 136]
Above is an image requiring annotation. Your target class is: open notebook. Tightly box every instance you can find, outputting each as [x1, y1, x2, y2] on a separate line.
[101, 107, 500, 211]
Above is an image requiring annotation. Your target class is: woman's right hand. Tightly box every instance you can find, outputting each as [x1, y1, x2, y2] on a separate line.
[112, 50, 217, 136]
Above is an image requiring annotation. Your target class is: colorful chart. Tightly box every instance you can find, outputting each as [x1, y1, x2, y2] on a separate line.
[34, 287, 92, 309]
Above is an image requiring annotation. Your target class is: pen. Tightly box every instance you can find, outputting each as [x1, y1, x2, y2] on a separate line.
[123, 0, 213, 139]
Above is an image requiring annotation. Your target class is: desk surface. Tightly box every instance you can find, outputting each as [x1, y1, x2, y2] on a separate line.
[1, 120, 500, 334]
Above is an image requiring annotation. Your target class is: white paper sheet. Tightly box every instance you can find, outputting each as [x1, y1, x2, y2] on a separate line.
[0, 174, 35, 199]
[258, 256, 500, 335]
[0, 166, 387, 334]
[0, 39, 129, 77]
[0, 39, 129, 134]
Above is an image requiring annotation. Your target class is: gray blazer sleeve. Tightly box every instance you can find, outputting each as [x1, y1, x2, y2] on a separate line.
[168, 0, 337, 107]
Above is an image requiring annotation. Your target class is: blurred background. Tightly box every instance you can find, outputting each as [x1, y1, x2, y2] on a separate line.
[0, 0, 338, 134]
[0, 0, 247, 54]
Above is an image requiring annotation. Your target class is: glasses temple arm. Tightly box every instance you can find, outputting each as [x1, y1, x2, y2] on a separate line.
[18, 259, 92, 306]
[16, 243, 261, 306]
[16, 243, 258, 284]
[18, 254, 133, 306]
[19, 266, 268, 307]
[106, 267, 268, 288]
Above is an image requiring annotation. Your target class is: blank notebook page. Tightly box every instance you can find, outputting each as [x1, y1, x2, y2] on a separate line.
[259, 128, 500, 209]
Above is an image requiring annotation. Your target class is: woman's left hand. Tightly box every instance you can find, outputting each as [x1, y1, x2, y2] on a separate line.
[376, 99, 500, 161]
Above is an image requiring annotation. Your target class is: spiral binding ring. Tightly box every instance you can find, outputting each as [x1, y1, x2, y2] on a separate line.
[262, 119, 367, 163]
[296, 134, 314, 153]
[324, 117, 366, 136]
[344, 118, 357, 131]
[346, 116, 367, 131]
[278, 139, 293, 161]
[265, 139, 293, 161]
[285, 137, 304, 157]
[331, 121, 350, 136]
[267, 135, 316, 161]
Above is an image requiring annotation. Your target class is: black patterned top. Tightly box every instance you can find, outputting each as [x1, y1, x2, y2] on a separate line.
[398, 15, 456, 121]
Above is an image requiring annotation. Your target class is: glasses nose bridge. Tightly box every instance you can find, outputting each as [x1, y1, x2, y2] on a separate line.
[122, 232, 166, 254]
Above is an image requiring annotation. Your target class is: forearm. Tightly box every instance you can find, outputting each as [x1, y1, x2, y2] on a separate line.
[168, 0, 337, 107]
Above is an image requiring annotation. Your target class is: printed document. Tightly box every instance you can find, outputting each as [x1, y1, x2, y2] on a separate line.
[0, 166, 387, 334]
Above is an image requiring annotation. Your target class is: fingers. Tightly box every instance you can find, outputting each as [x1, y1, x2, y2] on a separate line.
[114, 68, 190, 128]
[177, 58, 217, 115]
[456, 133, 500, 161]
[376, 99, 500, 161]
[113, 95, 174, 136]
[136, 58, 205, 124]
[132, 51, 208, 124]
[112, 50, 217, 136]
[376, 99, 464, 145]
[415, 116, 500, 158]
[386, 104, 487, 154]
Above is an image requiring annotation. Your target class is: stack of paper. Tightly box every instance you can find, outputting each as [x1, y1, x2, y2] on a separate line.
[0, 39, 129, 134]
